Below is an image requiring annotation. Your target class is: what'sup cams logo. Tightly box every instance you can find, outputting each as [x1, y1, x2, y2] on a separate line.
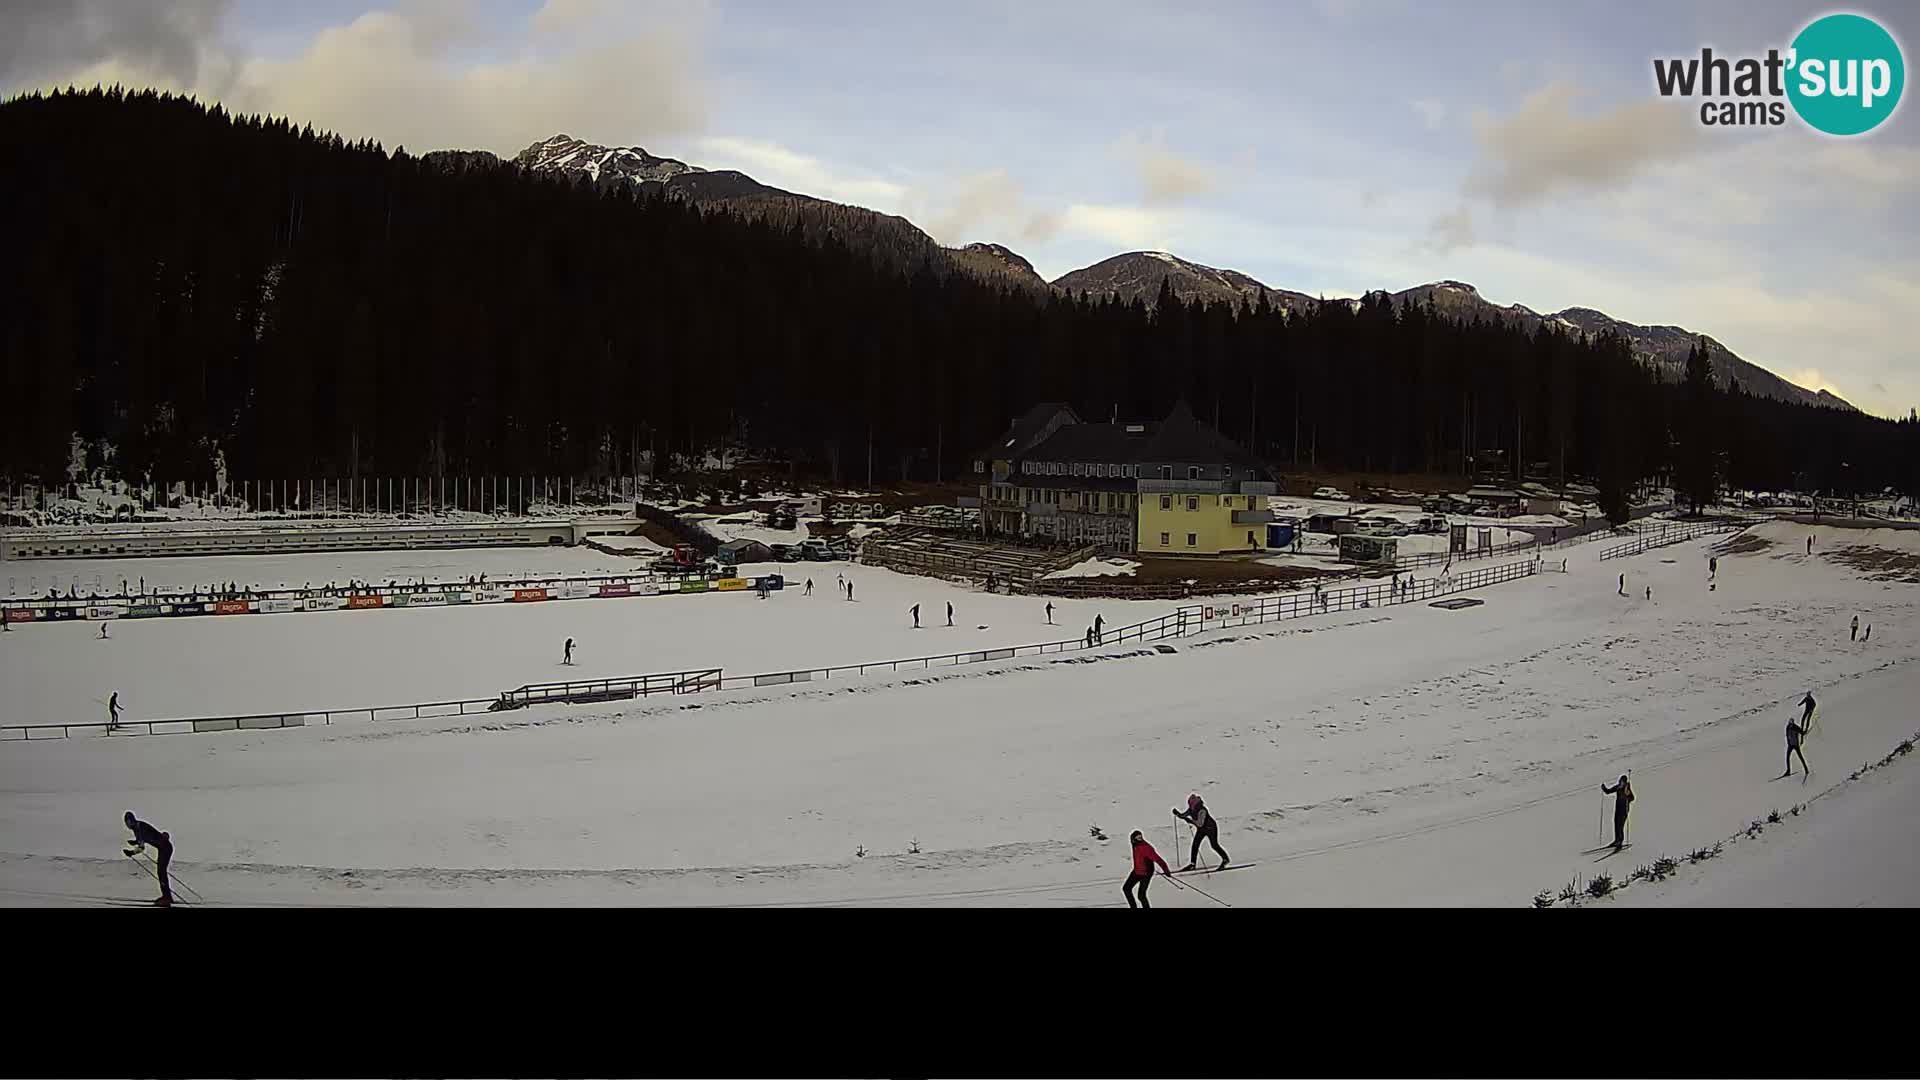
[1654, 12, 1904, 134]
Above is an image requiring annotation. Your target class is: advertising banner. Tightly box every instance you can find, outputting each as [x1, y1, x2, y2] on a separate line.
[596, 583, 632, 598]
[679, 579, 708, 594]
[86, 605, 129, 620]
[259, 598, 302, 613]
[511, 587, 548, 602]
[347, 594, 385, 609]
[445, 591, 473, 605]
[557, 584, 592, 600]
[637, 582, 661, 596]
[213, 600, 253, 615]
[399, 592, 450, 608]
[129, 603, 167, 618]
[305, 596, 348, 612]
[474, 588, 510, 604]
[714, 578, 747, 592]
[3, 607, 38, 623]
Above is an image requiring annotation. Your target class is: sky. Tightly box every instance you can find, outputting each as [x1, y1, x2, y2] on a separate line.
[3, 0, 1917, 418]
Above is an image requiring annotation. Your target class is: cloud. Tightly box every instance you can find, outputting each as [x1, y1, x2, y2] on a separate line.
[694, 135, 908, 207]
[1118, 132, 1218, 205]
[1426, 205, 1475, 252]
[1061, 204, 1182, 250]
[531, 0, 611, 36]
[1464, 81, 1703, 207]
[9, 3, 707, 156]
[0, 0, 230, 93]
[922, 170, 1026, 244]
[1411, 98, 1446, 131]
[1021, 209, 1065, 245]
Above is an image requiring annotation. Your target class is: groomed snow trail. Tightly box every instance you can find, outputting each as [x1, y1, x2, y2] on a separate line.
[2, 521, 1914, 906]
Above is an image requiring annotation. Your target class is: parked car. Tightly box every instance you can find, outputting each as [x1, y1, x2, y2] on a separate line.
[1421, 497, 1452, 513]
[1356, 518, 1408, 537]
[1313, 487, 1351, 501]
[799, 539, 838, 561]
[1414, 515, 1449, 534]
[769, 543, 801, 562]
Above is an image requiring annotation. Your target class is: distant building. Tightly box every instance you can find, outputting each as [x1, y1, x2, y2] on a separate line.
[974, 401, 1276, 555]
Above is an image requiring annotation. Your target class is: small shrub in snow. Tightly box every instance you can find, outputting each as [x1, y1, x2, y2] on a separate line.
[1558, 878, 1580, 903]
[1533, 889, 1555, 909]
[1896, 738, 1913, 757]
[907, 838, 921, 855]
[1767, 808, 1782, 824]
[1650, 856, 1678, 880]
[854, 845, 866, 859]
[1746, 820, 1764, 837]
[1089, 825, 1108, 841]
[1629, 864, 1653, 883]
[1587, 874, 1614, 898]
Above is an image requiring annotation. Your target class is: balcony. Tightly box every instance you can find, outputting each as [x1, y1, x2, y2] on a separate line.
[1232, 508, 1275, 525]
[1238, 481, 1278, 496]
[1137, 477, 1229, 494]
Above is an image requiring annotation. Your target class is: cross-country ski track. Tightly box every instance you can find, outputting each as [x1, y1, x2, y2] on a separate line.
[2, 521, 1916, 906]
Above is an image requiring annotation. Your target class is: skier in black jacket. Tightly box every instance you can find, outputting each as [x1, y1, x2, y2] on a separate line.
[123, 811, 174, 906]
[1173, 793, 1229, 872]
[1599, 775, 1634, 851]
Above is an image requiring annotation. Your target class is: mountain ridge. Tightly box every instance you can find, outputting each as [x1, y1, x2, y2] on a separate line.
[428, 133, 1845, 411]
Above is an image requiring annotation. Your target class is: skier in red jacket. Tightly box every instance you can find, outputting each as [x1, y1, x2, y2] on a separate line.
[1124, 830, 1172, 909]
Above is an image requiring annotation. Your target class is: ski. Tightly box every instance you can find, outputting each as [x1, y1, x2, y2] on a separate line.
[1593, 844, 1633, 861]
[1173, 862, 1253, 876]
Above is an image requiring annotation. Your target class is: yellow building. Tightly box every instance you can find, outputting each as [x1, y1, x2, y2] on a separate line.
[973, 401, 1274, 555]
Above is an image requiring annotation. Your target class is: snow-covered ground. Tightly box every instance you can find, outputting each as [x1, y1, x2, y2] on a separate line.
[1, 518, 1913, 907]
[0, 559, 1176, 722]
[1044, 557, 1140, 579]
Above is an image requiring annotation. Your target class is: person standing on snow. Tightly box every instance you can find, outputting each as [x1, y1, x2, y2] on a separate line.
[563, 638, 575, 666]
[1600, 775, 1635, 851]
[123, 811, 174, 906]
[1782, 718, 1809, 778]
[107, 692, 123, 730]
[1863, 624, 1872, 643]
[1797, 692, 1817, 734]
[1173, 793, 1230, 872]
[803, 578, 813, 596]
[846, 580, 854, 602]
[1123, 830, 1173, 909]
[1045, 602, 1054, 625]
[1093, 613, 1104, 643]
[1851, 615, 1860, 642]
[1618, 573, 1626, 597]
[946, 601, 954, 627]
[910, 603, 920, 628]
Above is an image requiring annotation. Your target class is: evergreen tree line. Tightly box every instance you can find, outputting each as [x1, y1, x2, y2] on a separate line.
[3, 88, 1914, 509]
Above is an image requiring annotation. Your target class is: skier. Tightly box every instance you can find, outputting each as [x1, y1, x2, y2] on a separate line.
[563, 638, 575, 665]
[1782, 717, 1809, 778]
[1798, 691, 1817, 733]
[1093, 613, 1104, 643]
[1645, 585, 1651, 601]
[1123, 829, 1173, 909]
[1599, 774, 1634, 851]
[1618, 573, 1626, 597]
[1863, 624, 1872, 643]
[1851, 615, 1860, 642]
[910, 603, 920, 628]
[1709, 556, 1718, 579]
[836, 571, 844, 595]
[1084, 625, 1095, 648]
[1807, 535, 1814, 555]
[846, 580, 854, 602]
[1045, 602, 1054, 625]
[107, 692, 122, 731]
[99, 623, 110, 639]
[123, 811, 174, 906]
[1173, 793, 1229, 872]
[803, 578, 813, 596]
[946, 601, 954, 627]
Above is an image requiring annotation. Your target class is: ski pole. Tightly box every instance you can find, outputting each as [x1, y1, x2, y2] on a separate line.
[138, 850, 203, 904]
[1169, 873, 1231, 908]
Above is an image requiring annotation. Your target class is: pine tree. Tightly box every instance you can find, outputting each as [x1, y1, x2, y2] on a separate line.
[1674, 342, 1720, 514]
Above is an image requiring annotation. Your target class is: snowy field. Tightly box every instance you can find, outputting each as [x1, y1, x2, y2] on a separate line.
[1, 519, 1915, 907]
[0, 559, 1179, 722]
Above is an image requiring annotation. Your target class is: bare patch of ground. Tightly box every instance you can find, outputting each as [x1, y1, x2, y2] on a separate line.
[1719, 533, 1773, 557]
[1828, 545, 1920, 584]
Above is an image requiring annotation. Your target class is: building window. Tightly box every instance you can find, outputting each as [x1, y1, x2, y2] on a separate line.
[1186, 533, 1198, 547]
[1248, 531, 1255, 545]
[1160, 465, 1171, 480]
[1096, 464, 1106, 477]
[1073, 463, 1084, 476]
[1188, 466, 1201, 480]
[1186, 496, 1198, 511]
[1160, 532, 1170, 546]
[1160, 495, 1172, 510]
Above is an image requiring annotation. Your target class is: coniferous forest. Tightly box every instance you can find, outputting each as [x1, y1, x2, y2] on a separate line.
[3, 88, 1915, 506]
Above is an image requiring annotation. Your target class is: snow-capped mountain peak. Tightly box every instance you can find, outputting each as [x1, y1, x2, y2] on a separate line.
[512, 133, 702, 185]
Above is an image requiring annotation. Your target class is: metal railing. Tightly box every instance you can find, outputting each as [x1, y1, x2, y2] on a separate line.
[0, 696, 502, 741]
[1597, 520, 1750, 561]
[3, 557, 1548, 741]
[496, 668, 724, 708]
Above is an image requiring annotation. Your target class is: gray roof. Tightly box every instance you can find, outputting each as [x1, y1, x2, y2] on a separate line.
[1012, 401, 1264, 473]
